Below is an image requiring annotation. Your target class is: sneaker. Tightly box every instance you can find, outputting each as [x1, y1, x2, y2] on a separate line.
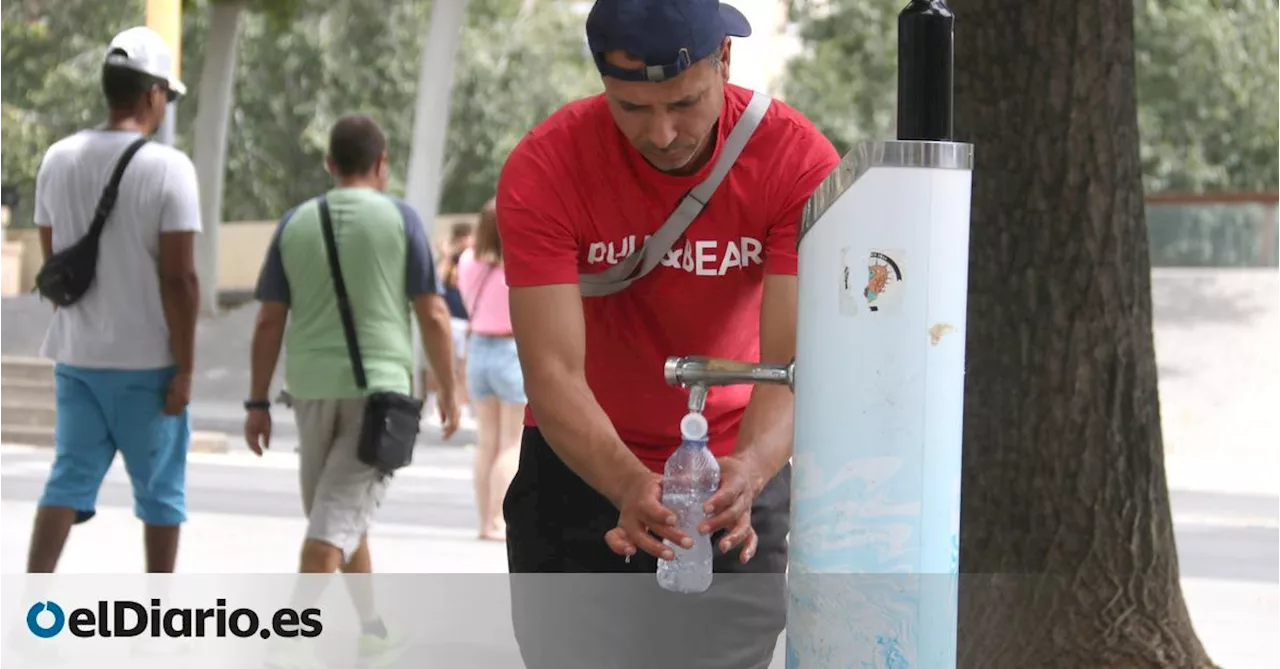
[5, 627, 65, 667]
[356, 628, 409, 669]
[129, 636, 194, 659]
[6, 593, 69, 666]
[262, 638, 326, 669]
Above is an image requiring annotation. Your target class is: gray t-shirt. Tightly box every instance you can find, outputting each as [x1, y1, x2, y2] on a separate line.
[35, 129, 202, 369]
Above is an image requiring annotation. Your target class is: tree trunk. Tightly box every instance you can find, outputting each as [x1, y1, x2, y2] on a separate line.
[192, 0, 246, 317]
[952, 1, 1215, 667]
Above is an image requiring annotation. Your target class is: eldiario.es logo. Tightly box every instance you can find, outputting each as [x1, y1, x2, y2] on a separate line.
[26, 599, 322, 639]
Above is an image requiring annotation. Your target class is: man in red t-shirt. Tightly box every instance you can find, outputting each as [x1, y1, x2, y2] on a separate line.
[497, 0, 839, 665]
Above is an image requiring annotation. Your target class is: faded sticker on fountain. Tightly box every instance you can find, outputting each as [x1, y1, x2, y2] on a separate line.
[838, 247, 860, 316]
[865, 250, 905, 313]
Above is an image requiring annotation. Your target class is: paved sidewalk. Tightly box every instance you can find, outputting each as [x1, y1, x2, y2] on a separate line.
[1164, 451, 1278, 497]
[2, 498, 1274, 669]
[0, 500, 507, 574]
[1182, 578, 1279, 669]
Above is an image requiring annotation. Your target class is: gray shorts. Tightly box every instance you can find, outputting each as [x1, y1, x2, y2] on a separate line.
[293, 398, 389, 561]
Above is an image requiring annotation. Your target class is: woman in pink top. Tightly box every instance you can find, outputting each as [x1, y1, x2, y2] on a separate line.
[456, 198, 525, 540]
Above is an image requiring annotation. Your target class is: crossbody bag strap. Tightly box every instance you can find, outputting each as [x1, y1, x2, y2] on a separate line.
[466, 263, 498, 316]
[86, 137, 150, 241]
[464, 263, 498, 337]
[318, 196, 368, 390]
[579, 91, 772, 298]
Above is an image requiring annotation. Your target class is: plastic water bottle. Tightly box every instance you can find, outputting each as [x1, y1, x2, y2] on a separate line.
[656, 412, 721, 594]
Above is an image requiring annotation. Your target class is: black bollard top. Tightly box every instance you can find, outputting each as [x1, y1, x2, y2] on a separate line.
[897, 0, 955, 142]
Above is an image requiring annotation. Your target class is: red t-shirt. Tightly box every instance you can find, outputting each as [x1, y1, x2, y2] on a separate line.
[496, 83, 840, 472]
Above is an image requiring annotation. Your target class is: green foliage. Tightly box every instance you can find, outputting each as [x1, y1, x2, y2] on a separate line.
[1, 1, 147, 225]
[442, 0, 599, 212]
[783, 0, 1280, 193]
[780, 0, 1280, 268]
[204, 0, 598, 219]
[781, 0, 898, 156]
[248, 0, 306, 32]
[181, 0, 303, 29]
[1135, 0, 1279, 192]
[3, 0, 1272, 236]
[1, 0, 597, 227]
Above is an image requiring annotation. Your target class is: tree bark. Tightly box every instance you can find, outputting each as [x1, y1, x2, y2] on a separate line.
[952, 1, 1216, 667]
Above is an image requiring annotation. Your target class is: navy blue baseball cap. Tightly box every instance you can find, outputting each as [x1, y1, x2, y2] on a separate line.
[586, 0, 752, 82]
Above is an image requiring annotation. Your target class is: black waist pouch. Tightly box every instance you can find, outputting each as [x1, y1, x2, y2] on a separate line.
[357, 390, 424, 474]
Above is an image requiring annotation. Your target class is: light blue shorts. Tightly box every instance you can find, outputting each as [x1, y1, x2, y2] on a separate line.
[466, 335, 527, 405]
[39, 364, 190, 526]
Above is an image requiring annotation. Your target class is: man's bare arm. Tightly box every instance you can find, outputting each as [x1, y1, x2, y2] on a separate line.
[38, 228, 53, 261]
[731, 273, 798, 495]
[158, 231, 200, 373]
[38, 228, 54, 310]
[510, 284, 652, 508]
[412, 293, 456, 399]
[249, 302, 288, 400]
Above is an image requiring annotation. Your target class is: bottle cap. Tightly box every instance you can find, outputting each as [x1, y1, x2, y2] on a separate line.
[680, 412, 708, 441]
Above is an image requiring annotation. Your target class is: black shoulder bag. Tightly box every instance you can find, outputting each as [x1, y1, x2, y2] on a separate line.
[318, 196, 425, 475]
[35, 137, 149, 307]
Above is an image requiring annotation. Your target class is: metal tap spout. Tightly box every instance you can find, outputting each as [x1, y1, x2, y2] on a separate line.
[664, 356, 795, 413]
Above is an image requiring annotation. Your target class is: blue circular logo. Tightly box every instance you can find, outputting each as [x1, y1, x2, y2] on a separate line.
[26, 601, 65, 638]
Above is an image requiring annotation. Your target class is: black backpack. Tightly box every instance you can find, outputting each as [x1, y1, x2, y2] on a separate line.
[35, 137, 149, 307]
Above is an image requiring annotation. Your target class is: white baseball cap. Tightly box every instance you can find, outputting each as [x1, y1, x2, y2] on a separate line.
[104, 26, 187, 98]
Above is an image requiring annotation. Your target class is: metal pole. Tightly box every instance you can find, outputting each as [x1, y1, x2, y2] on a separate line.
[404, 0, 469, 395]
[404, 0, 469, 241]
[191, 4, 244, 318]
[146, 0, 182, 147]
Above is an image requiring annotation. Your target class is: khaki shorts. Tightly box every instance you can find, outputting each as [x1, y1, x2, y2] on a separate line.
[293, 398, 389, 561]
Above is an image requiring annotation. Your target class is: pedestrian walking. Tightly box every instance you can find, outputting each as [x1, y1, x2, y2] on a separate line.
[428, 220, 475, 420]
[243, 114, 460, 667]
[456, 198, 525, 541]
[25, 25, 200, 575]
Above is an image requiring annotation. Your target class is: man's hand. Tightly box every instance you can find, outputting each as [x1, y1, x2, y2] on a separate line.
[436, 389, 460, 440]
[411, 293, 459, 438]
[244, 409, 271, 456]
[163, 371, 192, 416]
[700, 454, 764, 564]
[604, 470, 693, 561]
[697, 273, 798, 565]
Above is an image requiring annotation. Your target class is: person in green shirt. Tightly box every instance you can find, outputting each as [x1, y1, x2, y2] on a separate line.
[243, 114, 458, 665]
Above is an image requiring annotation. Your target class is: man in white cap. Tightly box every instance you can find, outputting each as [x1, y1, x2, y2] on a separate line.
[26, 25, 201, 574]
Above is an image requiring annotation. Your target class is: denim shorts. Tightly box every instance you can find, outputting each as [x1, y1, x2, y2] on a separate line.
[40, 364, 190, 526]
[466, 335, 526, 405]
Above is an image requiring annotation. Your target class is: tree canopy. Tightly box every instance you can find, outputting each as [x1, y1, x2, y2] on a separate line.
[783, 0, 1279, 193]
[2, 0, 1275, 229]
[1, 0, 598, 225]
